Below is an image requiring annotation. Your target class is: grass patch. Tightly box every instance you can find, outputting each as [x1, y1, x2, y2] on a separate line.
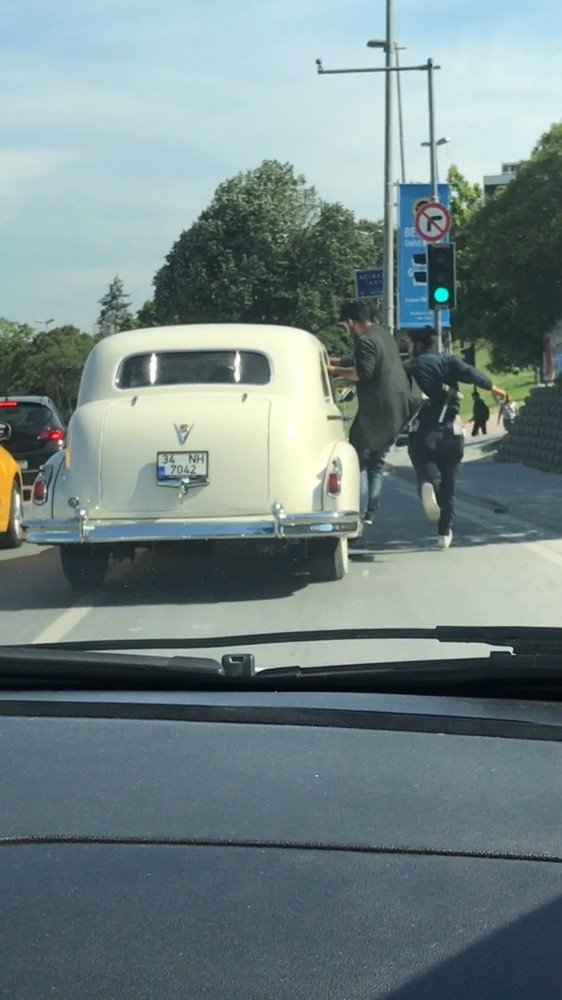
[456, 344, 535, 420]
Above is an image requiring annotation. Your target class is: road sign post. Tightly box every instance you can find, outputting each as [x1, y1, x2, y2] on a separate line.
[397, 183, 451, 332]
[414, 199, 452, 353]
[414, 201, 451, 243]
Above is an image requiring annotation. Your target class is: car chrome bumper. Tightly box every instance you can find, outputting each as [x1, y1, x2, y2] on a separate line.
[23, 505, 360, 546]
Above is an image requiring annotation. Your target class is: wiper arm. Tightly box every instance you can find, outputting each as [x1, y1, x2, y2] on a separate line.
[0, 646, 227, 684]
[257, 654, 562, 688]
[30, 626, 562, 656]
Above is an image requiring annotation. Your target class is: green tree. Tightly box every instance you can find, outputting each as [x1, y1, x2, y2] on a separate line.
[0, 319, 35, 395]
[447, 164, 483, 238]
[454, 121, 562, 367]
[25, 325, 94, 418]
[153, 159, 382, 347]
[136, 299, 160, 328]
[96, 275, 133, 337]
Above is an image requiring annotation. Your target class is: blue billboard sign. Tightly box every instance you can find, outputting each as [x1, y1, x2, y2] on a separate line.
[398, 183, 450, 329]
[355, 267, 383, 299]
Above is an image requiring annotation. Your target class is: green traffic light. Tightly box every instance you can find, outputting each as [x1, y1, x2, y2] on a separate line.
[434, 286, 450, 304]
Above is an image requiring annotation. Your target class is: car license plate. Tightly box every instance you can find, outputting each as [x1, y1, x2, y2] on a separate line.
[18, 460, 28, 470]
[156, 451, 208, 482]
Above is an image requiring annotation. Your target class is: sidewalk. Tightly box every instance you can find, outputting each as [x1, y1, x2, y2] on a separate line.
[386, 426, 562, 536]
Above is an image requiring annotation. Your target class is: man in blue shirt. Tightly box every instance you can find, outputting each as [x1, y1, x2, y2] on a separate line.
[407, 328, 505, 549]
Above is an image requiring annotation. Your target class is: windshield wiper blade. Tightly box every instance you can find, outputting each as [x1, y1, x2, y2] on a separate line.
[257, 654, 562, 686]
[28, 626, 562, 656]
[0, 646, 226, 684]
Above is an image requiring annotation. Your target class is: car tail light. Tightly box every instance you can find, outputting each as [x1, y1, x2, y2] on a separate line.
[38, 428, 65, 442]
[327, 461, 342, 497]
[32, 473, 48, 505]
[0, 401, 18, 408]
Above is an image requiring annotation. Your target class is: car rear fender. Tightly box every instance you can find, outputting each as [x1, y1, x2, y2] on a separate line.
[27, 451, 66, 519]
[323, 440, 360, 512]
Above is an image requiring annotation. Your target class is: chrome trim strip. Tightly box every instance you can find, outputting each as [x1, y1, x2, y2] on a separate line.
[23, 509, 360, 546]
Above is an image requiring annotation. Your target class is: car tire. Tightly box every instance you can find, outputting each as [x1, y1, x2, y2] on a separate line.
[0, 481, 23, 549]
[60, 545, 110, 590]
[309, 537, 348, 582]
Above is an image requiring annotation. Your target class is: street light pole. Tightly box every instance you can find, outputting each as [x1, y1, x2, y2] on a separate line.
[395, 44, 407, 183]
[317, 45, 440, 339]
[426, 57, 442, 353]
[34, 318, 55, 333]
[382, 0, 395, 334]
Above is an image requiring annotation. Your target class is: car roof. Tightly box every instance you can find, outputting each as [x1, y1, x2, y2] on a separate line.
[1, 395, 54, 406]
[78, 324, 329, 404]
[90, 323, 323, 356]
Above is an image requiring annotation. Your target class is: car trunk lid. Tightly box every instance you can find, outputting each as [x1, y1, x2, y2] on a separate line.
[99, 392, 271, 516]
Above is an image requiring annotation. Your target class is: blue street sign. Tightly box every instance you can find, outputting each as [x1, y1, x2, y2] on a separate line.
[355, 267, 383, 299]
[398, 183, 451, 329]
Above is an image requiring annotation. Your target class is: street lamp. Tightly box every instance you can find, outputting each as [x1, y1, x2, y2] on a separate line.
[421, 136, 451, 183]
[316, 19, 440, 336]
[35, 318, 55, 332]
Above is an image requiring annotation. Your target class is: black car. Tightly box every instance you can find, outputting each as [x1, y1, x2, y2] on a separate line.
[0, 396, 66, 489]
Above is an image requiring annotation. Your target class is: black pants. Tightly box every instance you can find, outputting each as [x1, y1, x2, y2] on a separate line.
[408, 426, 464, 534]
[471, 420, 487, 436]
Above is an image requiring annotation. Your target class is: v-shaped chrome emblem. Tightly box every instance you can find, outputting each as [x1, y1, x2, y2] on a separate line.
[174, 423, 193, 445]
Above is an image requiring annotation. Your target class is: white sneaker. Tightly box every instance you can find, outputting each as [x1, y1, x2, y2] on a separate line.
[438, 531, 453, 549]
[421, 482, 440, 523]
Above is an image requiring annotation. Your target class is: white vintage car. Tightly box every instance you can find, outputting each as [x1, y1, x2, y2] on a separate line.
[24, 324, 361, 588]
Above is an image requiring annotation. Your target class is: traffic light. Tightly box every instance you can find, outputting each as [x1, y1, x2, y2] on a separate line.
[427, 242, 456, 310]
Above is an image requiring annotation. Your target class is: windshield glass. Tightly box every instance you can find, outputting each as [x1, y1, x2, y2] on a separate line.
[0, 0, 561, 671]
[0, 403, 53, 435]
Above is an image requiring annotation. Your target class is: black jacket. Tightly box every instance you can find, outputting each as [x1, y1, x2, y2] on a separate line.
[342, 324, 410, 458]
[407, 352, 493, 430]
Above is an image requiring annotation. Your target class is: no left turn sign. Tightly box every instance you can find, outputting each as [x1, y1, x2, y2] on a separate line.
[414, 201, 452, 243]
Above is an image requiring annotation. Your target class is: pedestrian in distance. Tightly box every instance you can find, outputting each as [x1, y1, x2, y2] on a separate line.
[498, 393, 520, 432]
[406, 328, 505, 549]
[328, 300, 411, 526]
[470, 389, 490, 436]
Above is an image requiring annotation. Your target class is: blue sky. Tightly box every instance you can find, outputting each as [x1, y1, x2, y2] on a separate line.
[0, 0, 560, 331]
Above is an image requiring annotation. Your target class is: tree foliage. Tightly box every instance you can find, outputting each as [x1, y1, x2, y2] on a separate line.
[447, 164, 483, 239]
[454, 121, 562, 367]
[153, 160, 382, 350]
[0, 321, 93, 419]
[0, 319, 35, 395]
[96, 275, 133, 337]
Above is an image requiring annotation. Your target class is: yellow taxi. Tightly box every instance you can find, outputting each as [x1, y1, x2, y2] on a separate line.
[0, 423, 23, 548]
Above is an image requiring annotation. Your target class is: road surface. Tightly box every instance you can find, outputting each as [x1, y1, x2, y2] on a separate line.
[1, 470, 561, 669]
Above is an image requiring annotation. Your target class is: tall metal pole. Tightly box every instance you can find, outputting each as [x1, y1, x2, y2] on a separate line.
[395, 44, 406, 183]
[382, 0, 395, 335]
[427, 57, 442, 353]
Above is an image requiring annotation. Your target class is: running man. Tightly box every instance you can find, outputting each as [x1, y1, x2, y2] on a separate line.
[407, 328, 505, 549]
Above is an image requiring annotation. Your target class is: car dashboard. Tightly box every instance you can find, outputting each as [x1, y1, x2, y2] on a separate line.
[1, 688, 561, 999]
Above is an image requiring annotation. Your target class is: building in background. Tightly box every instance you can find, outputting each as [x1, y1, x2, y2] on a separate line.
[483, 162, 522, 198]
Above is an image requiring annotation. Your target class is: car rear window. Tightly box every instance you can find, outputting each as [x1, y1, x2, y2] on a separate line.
[116, 351, 271, 389]
[0, 401, 52, 434]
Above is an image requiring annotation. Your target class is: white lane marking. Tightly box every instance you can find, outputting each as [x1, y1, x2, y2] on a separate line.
[31, 603, 94, 644]
[30, 559, 134, 644]
[390, 475, 562, 568]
